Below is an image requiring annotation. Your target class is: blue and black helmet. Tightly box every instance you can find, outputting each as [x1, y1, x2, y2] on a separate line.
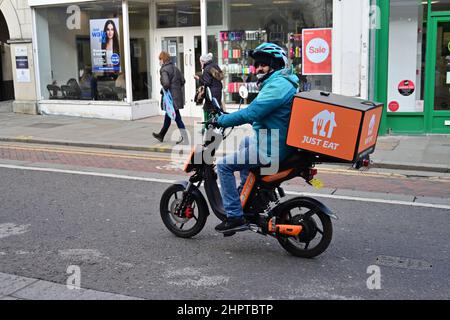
[249, 42, 288, 70]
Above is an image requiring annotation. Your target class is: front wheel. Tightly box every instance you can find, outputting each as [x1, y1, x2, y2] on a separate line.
[160, 184, 208, 238]
[276, 198, 333, 258]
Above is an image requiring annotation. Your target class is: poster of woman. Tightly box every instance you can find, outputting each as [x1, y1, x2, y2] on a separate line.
[90, 18, 121, 73]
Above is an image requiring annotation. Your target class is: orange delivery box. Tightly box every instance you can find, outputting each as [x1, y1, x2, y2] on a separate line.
[287, 91, 383, 162]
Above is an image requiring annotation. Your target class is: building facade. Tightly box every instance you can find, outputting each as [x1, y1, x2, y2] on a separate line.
[375, 0, 450, 134]
[0, 0, 370, 121]
[0, 0, 36, 113]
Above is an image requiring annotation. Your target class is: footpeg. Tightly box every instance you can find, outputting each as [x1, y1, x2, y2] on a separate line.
[217, 224, 250, 234]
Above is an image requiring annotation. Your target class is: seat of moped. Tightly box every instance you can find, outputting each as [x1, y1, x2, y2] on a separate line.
[250, 151, 311, 183]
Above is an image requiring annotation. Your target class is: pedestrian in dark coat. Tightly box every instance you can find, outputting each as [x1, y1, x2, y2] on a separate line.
[194, 53, 224, 123]
[153, 51, 188, 145]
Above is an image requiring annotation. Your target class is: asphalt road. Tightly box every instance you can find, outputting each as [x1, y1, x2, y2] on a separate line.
[0, 166, 448, 300]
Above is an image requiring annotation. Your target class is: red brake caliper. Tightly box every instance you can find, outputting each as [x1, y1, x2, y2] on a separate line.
[184, 206, 194, 219]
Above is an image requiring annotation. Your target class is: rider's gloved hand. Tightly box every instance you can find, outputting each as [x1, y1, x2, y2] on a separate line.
[205, 118, 221, 128]
[205, 117, 221, 128]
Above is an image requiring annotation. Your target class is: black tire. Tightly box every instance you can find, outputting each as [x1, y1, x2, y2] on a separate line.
[160, 184, 209, 238]
[276, 198, 333, 258]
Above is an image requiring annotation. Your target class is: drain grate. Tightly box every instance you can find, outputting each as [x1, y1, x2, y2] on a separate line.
[376, 255, 433, 271]
[27, 123, 67, 129]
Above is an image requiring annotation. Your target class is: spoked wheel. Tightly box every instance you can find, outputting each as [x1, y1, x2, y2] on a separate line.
[160, 184, 208, 238]
[276, 198, 333, 258]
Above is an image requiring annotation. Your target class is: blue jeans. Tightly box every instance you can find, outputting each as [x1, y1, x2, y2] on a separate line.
[217, 137, 264, 219]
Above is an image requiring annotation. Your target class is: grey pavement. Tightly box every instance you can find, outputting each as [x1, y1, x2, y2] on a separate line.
[0, 101, 13, 113]
[0, 112, 449, 173]
[0, 272, 142, 300]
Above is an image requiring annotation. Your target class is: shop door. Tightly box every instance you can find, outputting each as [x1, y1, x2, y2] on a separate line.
[426, 16, 450, 133]
[156, 28, 203, 118]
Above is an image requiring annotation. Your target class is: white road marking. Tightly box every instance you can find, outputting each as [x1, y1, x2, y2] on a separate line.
[0, 163, 175, 184]
[284, 191, 450, 210]
[0, 223, 31, 239]
[58, 249, 105, 263]
[164, 267, 230, 288]
[0, 163, 449, 210]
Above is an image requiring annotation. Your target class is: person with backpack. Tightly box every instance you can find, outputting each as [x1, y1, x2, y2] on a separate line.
[194, 53, 224, 125]
[153, 51, 188, 145]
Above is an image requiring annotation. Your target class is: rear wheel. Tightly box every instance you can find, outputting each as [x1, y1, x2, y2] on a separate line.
[160, 184, 208, 238]
[276, 198, 333, 258]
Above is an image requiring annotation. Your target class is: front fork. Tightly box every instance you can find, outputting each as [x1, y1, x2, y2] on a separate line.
[175, 180, 203, 219]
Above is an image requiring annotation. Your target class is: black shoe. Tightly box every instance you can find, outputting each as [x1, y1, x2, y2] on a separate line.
[176, 136, 189, 145]
[215, 217, 248, 233]
[152, 132, 164, 143]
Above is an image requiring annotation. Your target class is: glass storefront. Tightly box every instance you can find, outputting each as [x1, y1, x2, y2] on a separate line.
[207, 0, 223, 26]
[129, 1, 151, 100]
[157, 1, 200, 28]
[432, 0, 450, 11]
[434, 20, 450, 111]
[36, 0, 126, 102]
[386, 0, 428, 113]
[208, 0, 333, 105]
[30, 0, 346, 120]
[376, 0, 450, 134]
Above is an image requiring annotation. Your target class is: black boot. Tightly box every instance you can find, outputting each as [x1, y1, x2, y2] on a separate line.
[215, 217, 248, 233]
[175, 136, 184, 145]
[152, 132, 164, 143]
[176, 129, 190, 145]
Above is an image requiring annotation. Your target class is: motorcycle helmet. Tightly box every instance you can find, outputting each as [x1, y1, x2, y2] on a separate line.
[249, 42, 288, 71]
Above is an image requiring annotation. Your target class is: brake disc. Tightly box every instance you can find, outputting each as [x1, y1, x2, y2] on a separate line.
[293, 214, 318, 242]
[169, 199, 190, 224]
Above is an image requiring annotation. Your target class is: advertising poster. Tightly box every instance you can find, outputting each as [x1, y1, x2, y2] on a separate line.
[302, 28, 332, 75]
[90, 18, 121, 73]
[15, 46, 31, 83]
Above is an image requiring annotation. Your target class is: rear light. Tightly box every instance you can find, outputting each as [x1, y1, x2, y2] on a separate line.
[362, 159, 370, 167]
[310, 168, 318, 177]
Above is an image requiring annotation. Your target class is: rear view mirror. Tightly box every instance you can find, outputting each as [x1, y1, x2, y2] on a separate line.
[239, 85, 249, 99]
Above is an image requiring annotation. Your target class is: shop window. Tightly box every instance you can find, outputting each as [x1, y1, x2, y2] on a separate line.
[434, 22, 450, 111]
[207, 0, 223, 26]
[157, 1, 200, 28]
[36, 1, 126, 102]
[386, 1, 428, 113]
[215, 0, 333, 106]
[129, 1, 151, 101]
[432, 0, 450, 11]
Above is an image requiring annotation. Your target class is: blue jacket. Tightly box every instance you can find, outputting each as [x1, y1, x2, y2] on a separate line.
[218, 68, 299, 163]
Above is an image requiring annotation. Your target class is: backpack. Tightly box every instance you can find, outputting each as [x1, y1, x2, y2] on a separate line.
[194, 86, 205, 105]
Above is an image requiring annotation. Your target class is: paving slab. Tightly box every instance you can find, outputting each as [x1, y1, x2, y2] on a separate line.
[11, 280, 87, 300]
[0, 273, 38, 296]
[0, 296, 21, 300]
[414, 196, 450, 206]
[9, 276, 141, 300]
